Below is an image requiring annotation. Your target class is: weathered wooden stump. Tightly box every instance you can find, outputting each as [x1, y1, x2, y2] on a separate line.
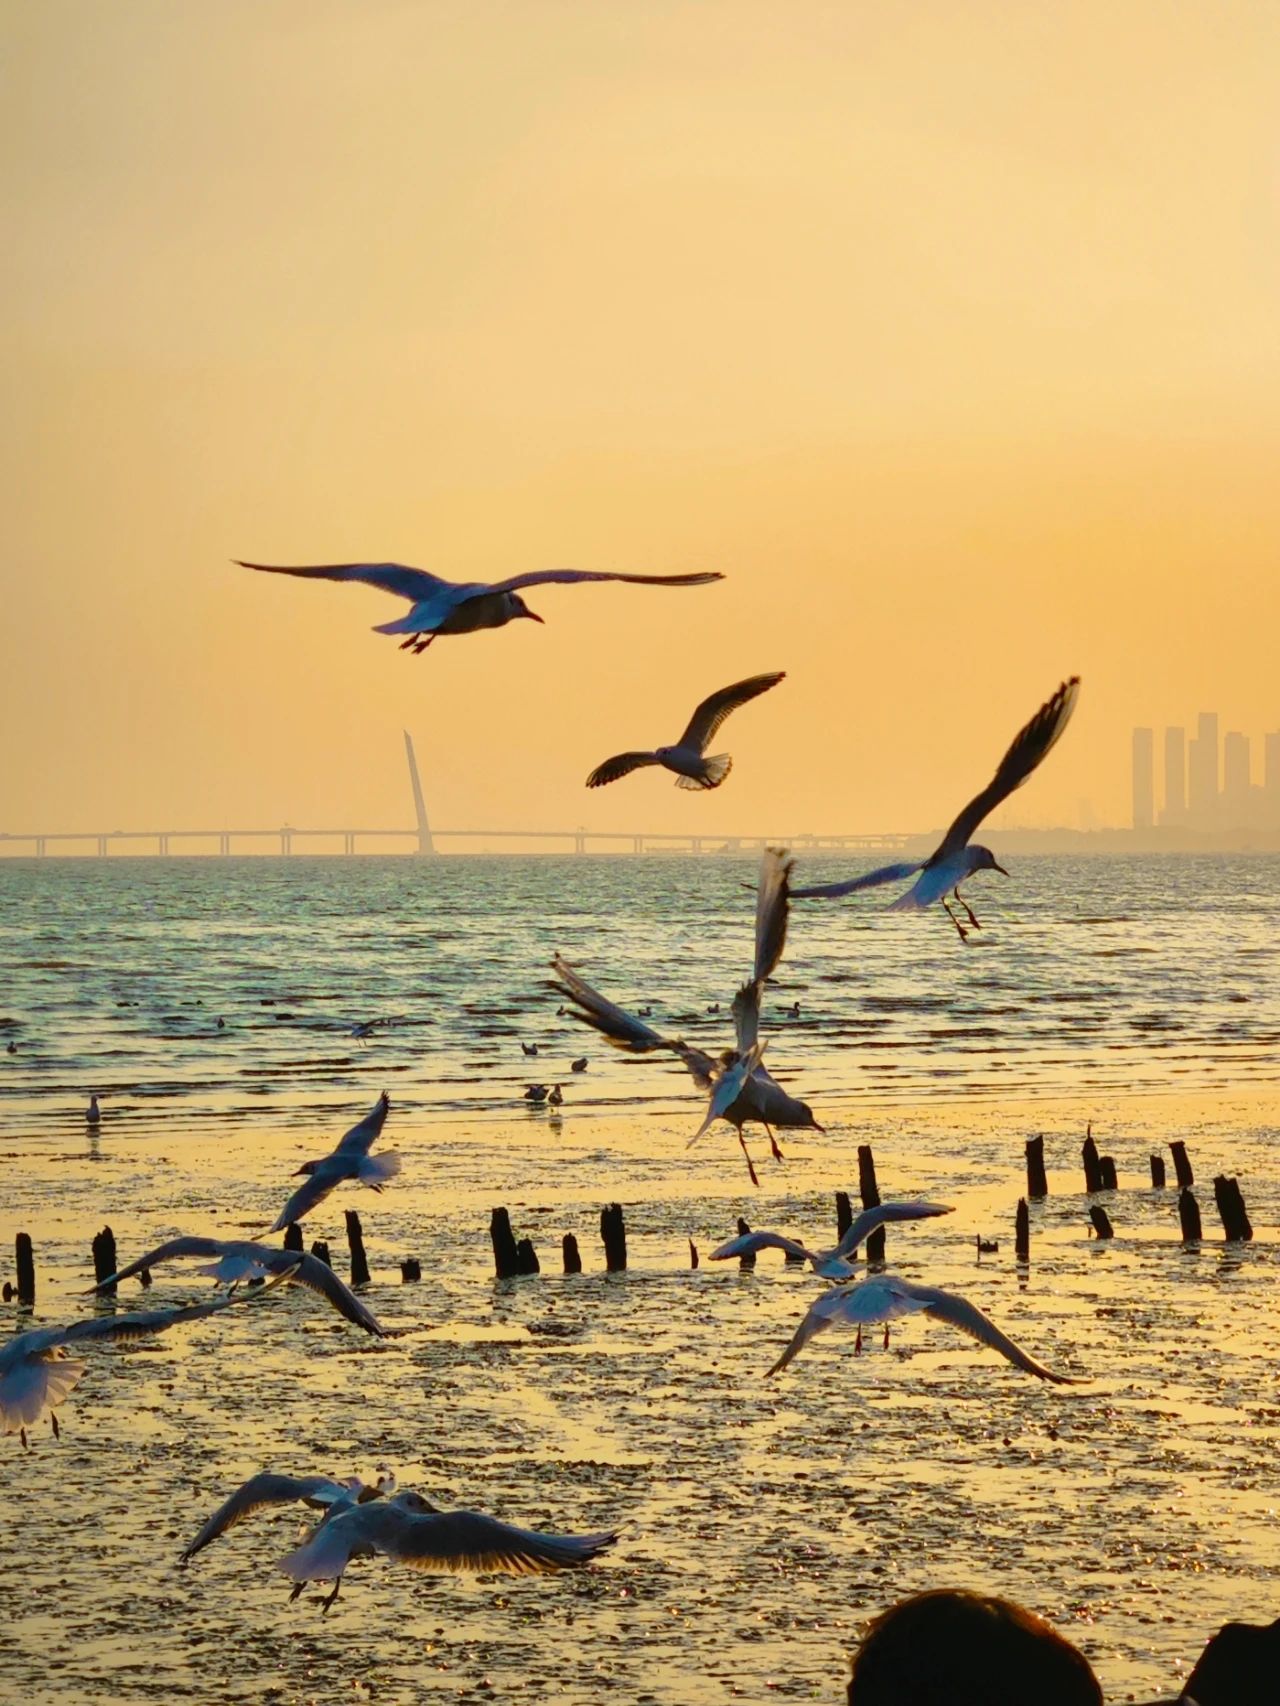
[309, 1240, 331, 1268]
[15, 1233, 35, 1305]
[345, 1210, 370, 1286]
[1150, 1154, 1166, 1188]
[834, 1190, 852, 1240]
[1170, 1141, 1194, 1189]
[1098, 1156, 1118, 1191]
[490, 1208, 520, 1280]
[1089, 1205, 1114, 1240]
[283, 1222, 304, 1254]
[562, 1233, 582, 1274]
[1213, 1175, 1253, 1242]
[858, 1144, 885, 1263]
[1082, 1127, 1104, 1193]
[92, 1226, 118, 1294]
[400, 1258, 422, 1283]
[1015, 1198, 1030, 1261]
[1025, 1135, 1048, 1199]
[516, 1238, 540, 1275]
[600, 1203, 627, 1272]
[1178, 1188, 1202, 1243]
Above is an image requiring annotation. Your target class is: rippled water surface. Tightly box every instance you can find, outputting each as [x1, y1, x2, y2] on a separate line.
[1, 854, 1278, 1703]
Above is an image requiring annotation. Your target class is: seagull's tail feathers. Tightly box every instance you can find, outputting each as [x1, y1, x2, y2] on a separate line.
[358, 1151, 401, 1187]
[675, 754, 731, 790]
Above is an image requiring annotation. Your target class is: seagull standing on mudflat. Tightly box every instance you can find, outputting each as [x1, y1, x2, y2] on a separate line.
[766, 1272, 1083, 1382]
[239, 560, 723, 652]
[794, 677, 1080, 940]
[552, 848, 821, 1186]
[268, 1092, 399, 1232]
[586, 671, 785, 791]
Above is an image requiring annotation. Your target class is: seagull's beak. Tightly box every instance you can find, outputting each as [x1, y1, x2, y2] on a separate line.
[523, 609, 545, 623]
[994, 862, 1010, 877]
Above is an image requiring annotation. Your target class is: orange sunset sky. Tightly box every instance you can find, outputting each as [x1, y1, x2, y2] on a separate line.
[2, 1, 1278, 840]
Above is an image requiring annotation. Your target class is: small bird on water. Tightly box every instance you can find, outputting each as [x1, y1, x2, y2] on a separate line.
[239, 559, 723, 652]
[86, 1095, 101, 1126]
[793, 677, 1080, 940]
[585, 671, 785, 792]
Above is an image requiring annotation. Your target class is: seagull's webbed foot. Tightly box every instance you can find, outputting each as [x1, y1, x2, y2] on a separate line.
[738, 1134, 760, 1189]
[764, 1123, 784, 1164]
[50, 1411, 60, 1439]
[289, 1582, 306, 1604]
[854, 1327, 863, 1356]
[942, 899, 969, 942]
[321, 1576, 342, 1615]
[882, 1325, 890, 1350]
[20, 1426, 28, 1451]
[955, 888, 981, 930]
[408, 634, 435, 656]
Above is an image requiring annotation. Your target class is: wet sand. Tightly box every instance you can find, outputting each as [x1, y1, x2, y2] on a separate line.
[2, 1084, 1278, 1703]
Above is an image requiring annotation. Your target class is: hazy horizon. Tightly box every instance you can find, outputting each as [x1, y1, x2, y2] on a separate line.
[3, 1, 1278, 838]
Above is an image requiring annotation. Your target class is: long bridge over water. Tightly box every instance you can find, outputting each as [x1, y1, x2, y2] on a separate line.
[1, 732, 916, 859]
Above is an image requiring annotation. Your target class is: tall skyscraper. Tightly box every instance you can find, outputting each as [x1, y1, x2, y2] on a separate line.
[1266, 731, 1280, 796]
[1223, 732, 1250, 807]
[1163, 726, 1186, 821]
[1131, 728, 1154, 830]
[1188, 711, 1219, 817]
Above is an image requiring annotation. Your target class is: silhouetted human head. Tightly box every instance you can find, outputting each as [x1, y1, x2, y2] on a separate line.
[847, 1589, 1103, 1706]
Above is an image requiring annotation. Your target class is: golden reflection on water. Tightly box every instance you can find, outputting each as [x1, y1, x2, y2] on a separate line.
[2, 1087, 1278, 1703]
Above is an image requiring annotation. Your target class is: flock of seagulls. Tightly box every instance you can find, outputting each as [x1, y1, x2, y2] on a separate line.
[6, 560, 1090, 1622]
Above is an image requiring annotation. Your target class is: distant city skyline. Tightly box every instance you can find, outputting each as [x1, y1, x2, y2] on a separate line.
[1132, 712, 1280, 833]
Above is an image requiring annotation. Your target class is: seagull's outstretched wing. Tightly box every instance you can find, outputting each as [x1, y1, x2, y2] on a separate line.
[269, 1170, 340, 1234]
[60, 1290, 265, 1346]
[491, 568, 723, 594]
[906, 1280, 1083, 1383]
[832, 1200, 955, 1259]
[237, 561, 449, 603]
[709, 1230, 811, 1263]
[752, 847, 793, 985]
[279, 1501, 618, 1581]
[550, 956, 669, 1052]
[586, 752, 662, 789]
[677, 672, 785, 753]
[181, 1472, 358, 1563]
[932, 676, 1081, 861]
[791, 860, 924, 901]
[336, 1092, 391, 1156]
[731, 980, 762, 1054]
[766, 1278, 930, 1376]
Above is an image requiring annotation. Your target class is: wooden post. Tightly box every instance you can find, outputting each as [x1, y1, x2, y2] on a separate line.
[15, 1233, 35, 1305]
[1025, 1135, 1048, 1199]
[600, 1203, 627, 1272]
[1015, 1198, 1030, 1261]
[490, 1208, 520, 1279]
[1213, 1175, 1253, 1242]
[1150, 1154, 1166, 1188]
[562, 1233, 582, 1274]
[858, 1144, 885, 1262]
[400, 1258, 422, 1283]
[1098, 1156, 1118, 1191]
[1178, 1188, 1202, 1243]
[309, 1240, 331, 1268]
[92, 1226, 118, 1294]
[1089, 1205, 1114, 1240]
[1170, 1141, 1194, 1189]
[345, 1210, 370, 1286]
[1082, 1126, 1103, 1193]
[283, 1222, 304, 1254]
[689, 1239, 699, 1269]
[834, 1190, 852, 1240]
[516, 1238, 540, 1275]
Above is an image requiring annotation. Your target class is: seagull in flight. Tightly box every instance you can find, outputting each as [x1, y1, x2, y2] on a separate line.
[551, 848, 821, 1186]
[277, 1490, 619, 1611]
[1, 1282, 287, 1449]
[239, 559, 724, 652]
[268, 1091, 400, 1232]
[710, 1201, 954, 1279]
[794, 677, 1080, 940]
[86, 1237, 386, 1335]
[766, 1273, 1083, 1383]
[181, 1469, 396, 1563]
[586, 671, 785, 791]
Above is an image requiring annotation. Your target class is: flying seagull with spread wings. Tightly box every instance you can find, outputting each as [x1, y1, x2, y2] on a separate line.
[710, 1201, 954, 1279]
[268, 1092, 400, 1232]
[181, 1469, 395, 1563]
[794, 677, 1080, 940]
[1, 1281, 288, 1449]
[86, 1237, 386, 1335]
[766, 1272, 1083, 1383]
[278, 1490, 619, 1611]
[586, 671, 785, 791]
[551, 848, 821, 1186]
[239, 559, 724, 651]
